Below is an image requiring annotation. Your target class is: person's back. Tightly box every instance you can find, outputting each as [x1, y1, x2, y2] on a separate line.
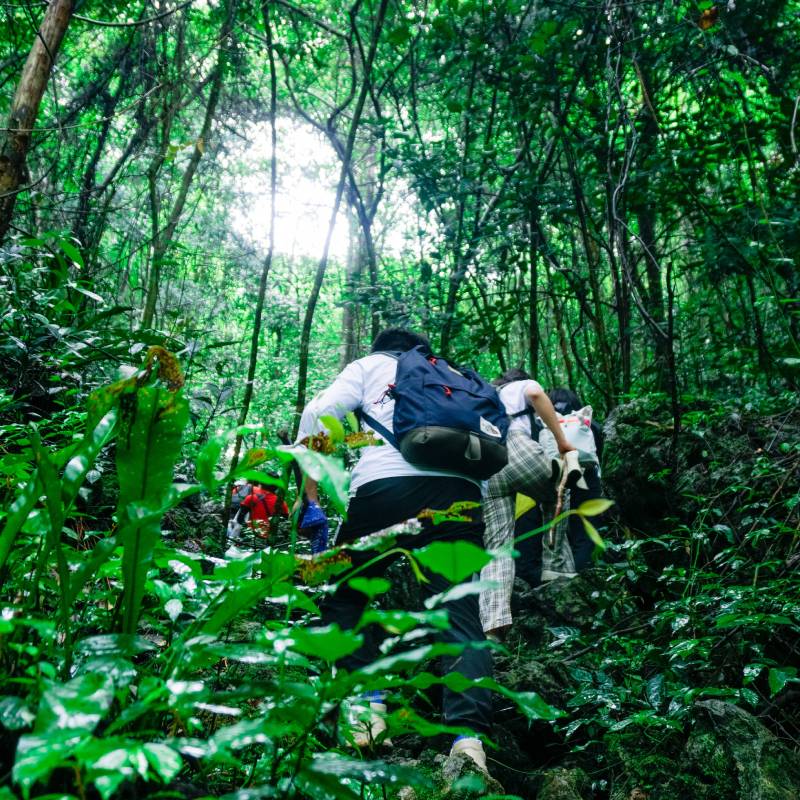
[515, 387, 606, 585]
[479, 369, 577, 638]
[240, 482, 288, 538]
[294, 327, 493, 772]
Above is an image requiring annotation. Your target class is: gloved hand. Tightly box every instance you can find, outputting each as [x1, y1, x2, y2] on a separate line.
[226, 518, 243, 540]
[299, 500, 329, 554]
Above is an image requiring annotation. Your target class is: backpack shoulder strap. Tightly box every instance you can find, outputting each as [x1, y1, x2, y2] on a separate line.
[355, 351, 403, 447]
[359, 410, 399, 449]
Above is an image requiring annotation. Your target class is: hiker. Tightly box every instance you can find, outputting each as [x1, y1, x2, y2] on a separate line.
[232, 480, 288, 539]
[479, 369, 577, 640]
[516, 388, 605, 585]
[226, 481, 252, 539]
[294, 328, 494, 773]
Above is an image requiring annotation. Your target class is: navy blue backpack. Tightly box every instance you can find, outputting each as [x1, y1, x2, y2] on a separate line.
[361, 346, 509, 480]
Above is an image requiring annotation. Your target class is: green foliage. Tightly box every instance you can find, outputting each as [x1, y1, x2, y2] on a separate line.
[0, 353, 564, 799]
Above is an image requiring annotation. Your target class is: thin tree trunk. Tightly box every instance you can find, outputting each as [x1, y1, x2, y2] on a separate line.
[141, 3, 232, 329]
[527, 213, 540, 378]
[226, 0, 279, 487]
[293, 0, 390, 434]
[0, 0, 74, 242]
[342, 207, 363, 366]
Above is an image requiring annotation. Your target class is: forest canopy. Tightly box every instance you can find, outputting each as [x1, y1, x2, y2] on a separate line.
[0, 0, 798, 798]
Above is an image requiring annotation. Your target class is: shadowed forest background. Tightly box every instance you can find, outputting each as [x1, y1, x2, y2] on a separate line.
[0, 0, 798, 798]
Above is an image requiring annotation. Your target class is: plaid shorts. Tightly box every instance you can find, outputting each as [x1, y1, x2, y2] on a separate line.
[480, 432, 573, 631]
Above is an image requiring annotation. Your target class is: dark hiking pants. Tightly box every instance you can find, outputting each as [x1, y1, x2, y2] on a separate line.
[322, 475, 492, 736]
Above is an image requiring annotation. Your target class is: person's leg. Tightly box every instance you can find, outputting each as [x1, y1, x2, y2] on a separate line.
[423, 575, 492, 735]
[479, 491, 515, 634]
[479, 433, 555, 632]
[514, 505, 543, 587]
[326, 477, 491, 725]
[567, 466, 602, 571]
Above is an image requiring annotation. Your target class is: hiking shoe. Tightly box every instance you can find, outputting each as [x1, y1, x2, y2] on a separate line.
[449, 737, 487, 772]
[346, 701, 392, 748]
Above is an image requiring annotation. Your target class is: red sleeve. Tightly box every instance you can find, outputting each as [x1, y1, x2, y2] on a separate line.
[241, 494, 255, 510]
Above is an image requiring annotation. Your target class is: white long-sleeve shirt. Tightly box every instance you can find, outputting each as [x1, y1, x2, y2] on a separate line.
[295, 352, 476, 492]
[498, 379, 544, 437]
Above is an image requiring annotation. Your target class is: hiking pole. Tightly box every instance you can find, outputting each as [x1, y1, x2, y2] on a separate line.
[548, 455, 570, 548]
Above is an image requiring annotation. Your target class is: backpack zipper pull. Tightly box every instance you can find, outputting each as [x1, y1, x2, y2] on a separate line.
[443, 386, 452, 397]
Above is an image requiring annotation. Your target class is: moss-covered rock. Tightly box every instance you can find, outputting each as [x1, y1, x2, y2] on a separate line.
[537, 768, 591, 800]
[680, 700, 800, 800]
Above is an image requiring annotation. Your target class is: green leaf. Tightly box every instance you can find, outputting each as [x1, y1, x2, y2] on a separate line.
[35, 673, 114, 733]
[414, 540, 491, 583]
[0, 472, 42, 578]
[142, 742, 182, 782]
[768, 666, 798, 697]
[165, 598, 183, 622]
[116, 385, 189, 634]
[288, 625, 364, 662]
[348, 577, 391, 599]
[319, 414, 345, 444]
[58, 239, 84, 268]
[577, 516, 606, 551]
[13, 731, 85, 791]
[71, 284, 104, 304]
[0, 696, 35, 730]
[575, 498, 614, 516]
[289, 448, 350, 513]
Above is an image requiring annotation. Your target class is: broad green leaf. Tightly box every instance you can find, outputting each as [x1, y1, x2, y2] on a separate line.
[359, 608, 451, 634]
[575, 498, 614, 516]
[58, 238, 84, 268]
[142, 742, 182, 782]
[414, 540, 491, 583]
[116, 385, 189, 634]
[305, 754, 432, 788]
[288, 624, 363, 662]
[768, 666, 798, 696]
[0, 696, 34, 730]
[348, 576, 391, 599]
[35, 673, 114, 733]
[165, 598, 183, 622]
[13, 731, 85, 791]
[288, 448, 350, 513]
[319, 414, 345, 444]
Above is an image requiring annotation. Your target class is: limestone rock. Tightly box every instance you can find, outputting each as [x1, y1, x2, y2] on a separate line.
[681, 700, 800, 800]
[440, 752, 505, 798]
[537, 768, 591, 800]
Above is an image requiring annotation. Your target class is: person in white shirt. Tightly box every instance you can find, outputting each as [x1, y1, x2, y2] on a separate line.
[479, 369, 576, 639]
[295, 328, 492, 772]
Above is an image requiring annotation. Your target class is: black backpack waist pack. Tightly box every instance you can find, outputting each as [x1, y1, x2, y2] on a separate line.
[361, 347, 509, 480]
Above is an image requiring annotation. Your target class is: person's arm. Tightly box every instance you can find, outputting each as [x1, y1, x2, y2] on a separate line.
[526, 384, 575, 454]
[303, 477, 319, 503]
[294, 359, 367, 502]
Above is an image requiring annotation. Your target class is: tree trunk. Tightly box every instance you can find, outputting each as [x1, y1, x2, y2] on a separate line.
[527, 215, 540, 379]
[226, 0, 279, 493]
[293, 0, 390, 434]
[141, 3, 232, 329]
[0, 0, 74, 242]
[342, 208, 363, 366]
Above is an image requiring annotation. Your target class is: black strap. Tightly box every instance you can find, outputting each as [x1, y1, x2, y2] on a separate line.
[356, 351, 402, 448]
[359, 410, 399, 449]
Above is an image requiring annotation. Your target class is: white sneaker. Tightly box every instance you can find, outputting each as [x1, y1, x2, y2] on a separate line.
[347, 701, 392, 748]
[449, 737, 487, 772]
